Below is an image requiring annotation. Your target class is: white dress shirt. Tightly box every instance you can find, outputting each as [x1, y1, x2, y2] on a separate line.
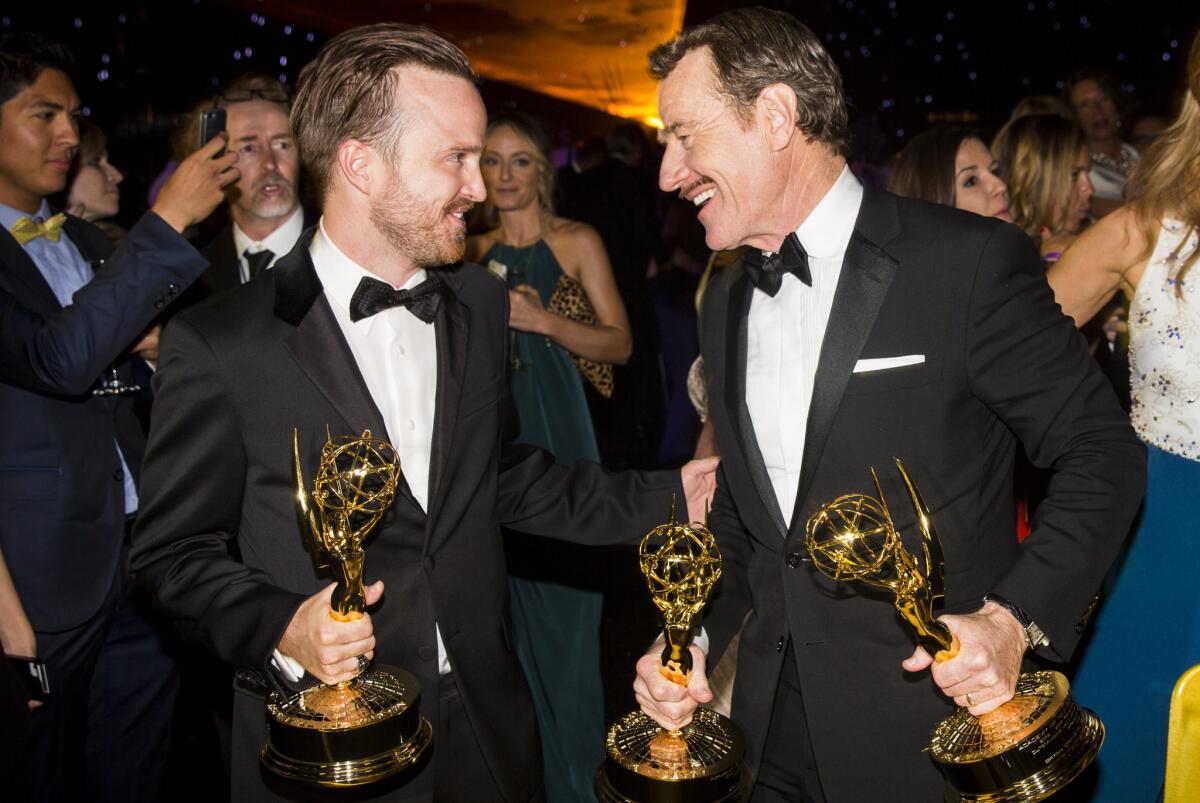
[746, 166, 864, 526]
[233, 205, 304, 283]
[274, 219, 451, 680]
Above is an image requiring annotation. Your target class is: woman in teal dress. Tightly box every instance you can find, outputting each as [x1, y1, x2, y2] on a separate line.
[467, 110, 632, 802]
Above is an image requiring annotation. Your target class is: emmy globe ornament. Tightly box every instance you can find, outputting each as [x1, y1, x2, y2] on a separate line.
[805, 459, 1104, 802]
[595, 500, 751, 803]
[259, 429, 432, 787]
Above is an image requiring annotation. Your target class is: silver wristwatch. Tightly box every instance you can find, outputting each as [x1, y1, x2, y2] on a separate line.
[983, 593, 1050, 651]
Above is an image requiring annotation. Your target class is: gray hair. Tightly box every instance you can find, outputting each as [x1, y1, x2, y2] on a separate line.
[649, 8, 849, 156]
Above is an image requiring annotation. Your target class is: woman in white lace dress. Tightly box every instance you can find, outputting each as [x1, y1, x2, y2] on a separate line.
[1048, 32, 1200, 803]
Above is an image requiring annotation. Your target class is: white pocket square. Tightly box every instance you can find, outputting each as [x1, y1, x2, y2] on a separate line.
[853, 354, 925, 373]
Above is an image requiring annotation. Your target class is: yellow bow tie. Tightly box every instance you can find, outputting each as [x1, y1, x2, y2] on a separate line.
[10, 213, 67, 246]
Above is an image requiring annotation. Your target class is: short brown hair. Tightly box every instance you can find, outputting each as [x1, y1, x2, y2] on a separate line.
[217, 71, 291, 111]
[649, 8, 849, 156]
[291, 23, 476, 202]
[181, 72, 292, 159]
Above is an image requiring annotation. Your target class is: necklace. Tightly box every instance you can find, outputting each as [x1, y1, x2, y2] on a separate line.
[1090, 147, 1136, 177]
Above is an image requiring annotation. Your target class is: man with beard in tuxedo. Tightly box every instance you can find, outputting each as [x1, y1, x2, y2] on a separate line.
[131, 22, 717, 802]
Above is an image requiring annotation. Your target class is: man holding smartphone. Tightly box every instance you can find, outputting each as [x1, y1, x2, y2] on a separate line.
[0, 33, 238, 801]
[184, 72, 312, 303]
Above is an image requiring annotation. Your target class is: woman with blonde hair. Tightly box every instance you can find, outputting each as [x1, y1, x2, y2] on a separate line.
[1048, 31, 1200, 803]
[991, 113, 1094, 261]
[466, 109, 631, 803]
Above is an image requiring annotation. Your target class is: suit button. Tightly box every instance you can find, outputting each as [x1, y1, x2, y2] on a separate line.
[786, 552, 803, 569]
[424, 556, 435, 573]
[776, 637, 785, 653]
[112, 469, 124, 481]
[154, 299, 165, 309]
[417, 645, 435, 661]
[168, 282, 180, 292]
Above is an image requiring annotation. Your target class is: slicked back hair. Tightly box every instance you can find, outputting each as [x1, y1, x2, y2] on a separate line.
[291, 23, 476, 203]
[649, 7, 850, 156]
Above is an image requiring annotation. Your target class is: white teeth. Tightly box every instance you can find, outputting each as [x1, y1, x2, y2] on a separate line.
[451, 212, 465, 219]
[693, 188, 716, 206]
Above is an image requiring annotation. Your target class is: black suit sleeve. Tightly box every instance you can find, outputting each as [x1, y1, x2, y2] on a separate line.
[965, 223, 1146, 660]
[129, 315, 307, 674]
[0, 213, 206, 394]
[490, 271, 685, 543]
[700, 463, 754, 664]
[496, 442, 683, 545]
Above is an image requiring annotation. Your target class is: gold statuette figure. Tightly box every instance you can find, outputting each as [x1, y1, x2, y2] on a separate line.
[595, 500, 751, 803]
[805, 459, 1103, 802]
[259, 429, 432, 787]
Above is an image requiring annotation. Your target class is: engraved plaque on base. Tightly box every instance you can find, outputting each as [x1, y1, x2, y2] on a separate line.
[596, 501, 751, 803]
[259, 430, 433, 787]
[262, 665, 432, 787]
[805, 460, 1103, 802]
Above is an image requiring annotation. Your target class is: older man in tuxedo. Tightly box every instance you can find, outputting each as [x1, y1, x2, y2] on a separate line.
[131, 22, 716, 802]
[633, 8, 1145, 802]
[179, 72, 313, 304]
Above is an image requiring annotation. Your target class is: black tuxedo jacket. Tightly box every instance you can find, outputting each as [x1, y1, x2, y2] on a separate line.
[130, 230, 682, 801]
[191, 209, 318, 301]
[0, 213, 205, 632]
[699, 188, 1145, 801]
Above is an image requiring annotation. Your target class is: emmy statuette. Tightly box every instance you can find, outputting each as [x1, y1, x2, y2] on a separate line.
[595, 500, 751, 803]
[805, 459, 1103, 802]
[259, 429, 432, 787]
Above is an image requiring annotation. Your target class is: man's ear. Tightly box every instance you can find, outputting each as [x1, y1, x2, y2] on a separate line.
[335, 139, 374, 195]
[757, 83, 799, 151]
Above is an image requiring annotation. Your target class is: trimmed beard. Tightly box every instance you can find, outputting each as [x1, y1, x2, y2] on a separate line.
[370, 171, 471, 268]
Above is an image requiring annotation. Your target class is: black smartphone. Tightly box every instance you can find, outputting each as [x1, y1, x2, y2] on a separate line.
[198, 108, 226, 153]
[8, 656, 50, 702]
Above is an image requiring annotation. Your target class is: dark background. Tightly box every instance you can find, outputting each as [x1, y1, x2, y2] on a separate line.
[4, 0, 1196, 227]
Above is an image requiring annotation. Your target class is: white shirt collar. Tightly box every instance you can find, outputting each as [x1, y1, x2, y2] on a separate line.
[794, 165, 863, 260]
[309, 218, 427, 335]
[0, 198, 54, 231]
[233, 204, 305, 263]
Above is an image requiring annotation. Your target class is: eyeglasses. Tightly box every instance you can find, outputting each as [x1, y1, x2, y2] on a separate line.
[220, 87, 290, 104]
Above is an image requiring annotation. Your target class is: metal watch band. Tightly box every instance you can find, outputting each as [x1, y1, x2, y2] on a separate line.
[984, 593, 1050, 651]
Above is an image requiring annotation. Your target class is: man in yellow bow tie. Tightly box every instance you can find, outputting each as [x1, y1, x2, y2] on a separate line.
[8, 211, 66, 245]
[0, 32, 239, 802]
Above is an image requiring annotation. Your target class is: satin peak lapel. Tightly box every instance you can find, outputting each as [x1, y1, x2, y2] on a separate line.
[789, 228, 898, 534]
[724, 271, 788, 538]
[0, 227, 66, 314]
[426, 273, 468, 534]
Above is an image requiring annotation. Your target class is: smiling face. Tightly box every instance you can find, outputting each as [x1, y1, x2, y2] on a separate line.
[481, 124, 543, 213]
[657, 47, 782, 251]
[67, 149, 123, 221]
[0, 68, 80, 212]
[225, 98, 300, 226]
[953, 138, 1010, 222]
[369, 68, 486, 267]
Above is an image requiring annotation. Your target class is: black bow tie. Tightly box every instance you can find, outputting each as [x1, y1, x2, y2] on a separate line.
[349, 274, 444, 323]
[742, 232, 812, 297]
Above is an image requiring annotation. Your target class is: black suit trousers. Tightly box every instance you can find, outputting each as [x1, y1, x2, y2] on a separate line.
[750, 642, 827, 803]
[26, 544, 178, 803]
